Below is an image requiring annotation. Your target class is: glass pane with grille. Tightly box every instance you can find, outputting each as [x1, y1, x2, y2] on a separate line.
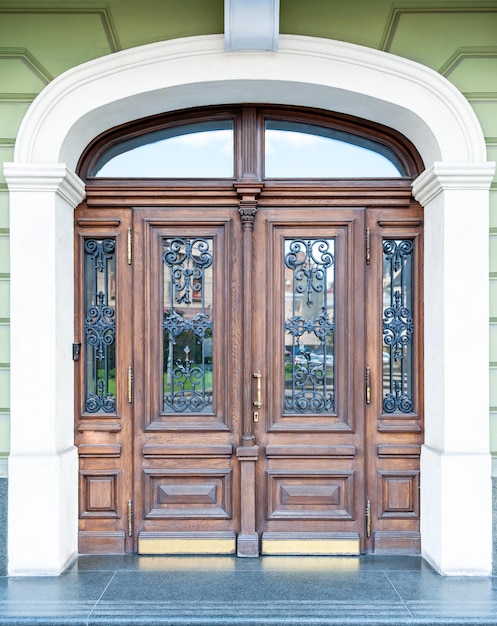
[284, 238, 335, 414]
[83, 239, 116, 413]
[382, 239, 414, 413]
[162, 237, 214, 413]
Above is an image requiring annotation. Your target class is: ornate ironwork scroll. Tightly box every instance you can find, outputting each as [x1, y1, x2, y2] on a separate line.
[382, 239, 414, 413]
[284, 239, 335, 414]
[84, 239, 116, 413]
[163, 237, 214, 413]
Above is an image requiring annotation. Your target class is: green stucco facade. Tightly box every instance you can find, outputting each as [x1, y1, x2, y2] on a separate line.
[0, 0, 496, 479]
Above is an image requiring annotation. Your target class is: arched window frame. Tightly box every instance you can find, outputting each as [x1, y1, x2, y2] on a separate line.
[77, 105, 424, 185]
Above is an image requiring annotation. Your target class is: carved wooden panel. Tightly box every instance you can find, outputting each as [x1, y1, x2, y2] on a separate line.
[266, 470, 354, 520]
[378, 470, 419, 519]
[143, 469, 232, 519]
[79, 470, 120, 518]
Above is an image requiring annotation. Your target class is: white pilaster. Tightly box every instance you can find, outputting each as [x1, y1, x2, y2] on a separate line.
[5, 163, 85, 575]
[413, 162, 495, 575]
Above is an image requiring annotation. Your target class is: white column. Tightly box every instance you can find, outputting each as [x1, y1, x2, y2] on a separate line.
[5, 163, 85, 575]
[413, 162, 495, 575]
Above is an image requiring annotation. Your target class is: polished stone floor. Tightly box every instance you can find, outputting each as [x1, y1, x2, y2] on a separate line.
[0, 555, 496, 625]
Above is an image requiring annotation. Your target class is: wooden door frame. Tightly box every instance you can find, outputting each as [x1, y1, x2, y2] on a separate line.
[75, 201, 423, 557]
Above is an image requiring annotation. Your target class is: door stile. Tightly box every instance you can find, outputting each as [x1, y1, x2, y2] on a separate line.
[75, 206, 134, 554]
[364, 206, 424, 554]
[235, 182, 263, 556]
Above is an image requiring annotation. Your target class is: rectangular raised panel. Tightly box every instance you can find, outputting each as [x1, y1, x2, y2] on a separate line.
[262, 532, 360, 555]
[77, 421, 121, 432]
[79, 531, 126, 554]
[77, 219, 121, 227]
[378, 471, 419, 518]
[143, 444, 233, 457]
[78, 443, 121, 457]
[267, 470, 354, 520]
[266, 445, 356, 458]
[143, 469, 232, 519]
[376, 444, 420, 458]
[138, 532, 236, 555]
[377, 421, 422, 433]
[79, 470, 120, 518]
[373, 531, 421, 554]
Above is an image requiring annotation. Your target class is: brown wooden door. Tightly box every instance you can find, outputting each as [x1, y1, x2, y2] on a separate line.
[253, 207, 366, 554]
[75, 201, 423, 556]
[132, 207, 243, 554]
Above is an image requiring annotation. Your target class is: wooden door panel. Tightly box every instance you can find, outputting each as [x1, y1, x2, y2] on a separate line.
[133, 208, 241, 554]
[365, 207, 424, 554]
[266, 469, 355, 520]
[255, 209, 365, 554]
[75, 207, 133, 554]
[143, 467, 233, 519]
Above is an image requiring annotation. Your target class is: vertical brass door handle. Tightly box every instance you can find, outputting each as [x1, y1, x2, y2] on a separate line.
[253, 371, 262, 408]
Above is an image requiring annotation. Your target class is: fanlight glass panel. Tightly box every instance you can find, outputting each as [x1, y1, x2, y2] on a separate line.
[284, 238, 335, 414]
[83, 238, 116, 413]
[382, 239, 414, 413]
[92, 121, 234, 178]
[265, 120, 406, 178]
[162, 237, 214, 413]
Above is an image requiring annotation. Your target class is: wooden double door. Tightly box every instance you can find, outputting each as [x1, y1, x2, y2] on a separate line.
[75, 199, 423, 556]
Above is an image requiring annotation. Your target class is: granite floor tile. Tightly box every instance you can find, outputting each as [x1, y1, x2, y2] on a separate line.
[0, 571, 115, 602]
[98, 569, 402, 604]
[0, 557, 497, 625]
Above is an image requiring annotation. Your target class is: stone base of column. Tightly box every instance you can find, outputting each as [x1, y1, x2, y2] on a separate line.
[237, 533, 259, 557]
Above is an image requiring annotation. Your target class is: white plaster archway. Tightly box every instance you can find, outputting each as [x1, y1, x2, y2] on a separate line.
[4, 35, 495, 575]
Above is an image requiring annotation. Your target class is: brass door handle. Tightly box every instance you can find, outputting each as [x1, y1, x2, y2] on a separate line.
[252, 370, 262, 422]
[253, 371, 262, 408]
[253, 371, 261, 423]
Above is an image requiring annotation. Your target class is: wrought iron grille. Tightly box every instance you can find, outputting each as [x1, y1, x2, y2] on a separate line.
[83, 239, 116, 413]
[162, 237, 214, 413]
[382, 239, 414, 413]
[284, 238, 335, 413]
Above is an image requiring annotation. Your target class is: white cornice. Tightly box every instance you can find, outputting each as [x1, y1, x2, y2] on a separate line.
[4, 163, 86, 206]
[412, 162, 496, 205]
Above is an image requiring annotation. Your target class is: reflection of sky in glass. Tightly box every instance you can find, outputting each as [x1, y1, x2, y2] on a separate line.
[95, 125, 403, 179]
[95, 130, 233, 178]
[265, 129, 403, 178]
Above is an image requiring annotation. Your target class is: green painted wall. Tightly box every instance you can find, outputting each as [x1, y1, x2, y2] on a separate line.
[0, 0, 496, 477]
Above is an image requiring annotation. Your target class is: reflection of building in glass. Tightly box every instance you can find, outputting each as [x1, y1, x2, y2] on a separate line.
[283, 239, 335, 413]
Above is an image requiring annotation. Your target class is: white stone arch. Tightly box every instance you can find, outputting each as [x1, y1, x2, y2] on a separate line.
[4, 34, 495, 575]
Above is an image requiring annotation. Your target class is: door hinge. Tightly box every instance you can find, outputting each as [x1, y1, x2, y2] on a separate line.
[72, 343, 81, 361]
[127, 499, 133, 537]
[365, 227, 371, 265]
[365, 366, 371, 404]
[127, 227, 132, 265]
[366, 499, 371, 538]
[128, 366, 133, 403]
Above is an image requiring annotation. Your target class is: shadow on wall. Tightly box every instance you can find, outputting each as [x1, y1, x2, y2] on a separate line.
[0, 478, 6, 576]
[493, 477, 497, 575]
